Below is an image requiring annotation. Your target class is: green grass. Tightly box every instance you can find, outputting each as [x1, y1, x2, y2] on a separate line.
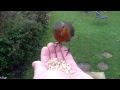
[23, 11, 120, 79]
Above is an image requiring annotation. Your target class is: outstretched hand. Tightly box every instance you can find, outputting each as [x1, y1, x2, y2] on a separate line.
[32, 42, 93, 79]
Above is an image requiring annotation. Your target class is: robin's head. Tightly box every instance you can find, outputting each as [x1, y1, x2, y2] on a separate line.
[54, 22, 69, 35]
[54, 22, 70, 31]
[53, 21, 75, 43]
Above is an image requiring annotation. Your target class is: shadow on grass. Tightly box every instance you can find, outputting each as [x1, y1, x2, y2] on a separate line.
[92, 19, 109, 26]
[93, 21, 109, 26]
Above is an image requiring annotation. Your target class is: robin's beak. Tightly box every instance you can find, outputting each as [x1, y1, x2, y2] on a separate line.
[62, 28, 66, 34]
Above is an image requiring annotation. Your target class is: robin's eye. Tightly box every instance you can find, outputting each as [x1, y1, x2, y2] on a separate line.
[55, 29, 58, 32]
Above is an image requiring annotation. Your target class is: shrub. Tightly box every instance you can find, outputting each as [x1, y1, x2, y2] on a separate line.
[0, 11, 50, 78]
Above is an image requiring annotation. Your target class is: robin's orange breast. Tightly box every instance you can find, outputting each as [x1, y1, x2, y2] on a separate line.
[54, 28, 71, 43]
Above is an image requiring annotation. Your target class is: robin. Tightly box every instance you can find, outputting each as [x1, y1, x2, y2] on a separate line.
[53, 21, 75, 58]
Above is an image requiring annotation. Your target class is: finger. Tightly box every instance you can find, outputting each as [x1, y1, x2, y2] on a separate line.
[41, 47, 50, 65]
[32, 61, 47, 79]
[61, 46, 80, 74]
[47, 42, 57, 59]
[55, 43, 64, 60]
[61, 46, 77, 67]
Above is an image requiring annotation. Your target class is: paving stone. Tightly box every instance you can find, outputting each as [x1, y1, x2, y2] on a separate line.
[86, 72, 106, 79]
[102, 52, 112, 58]
[78, 63, 91, 72]
[97, 62, 109, 71]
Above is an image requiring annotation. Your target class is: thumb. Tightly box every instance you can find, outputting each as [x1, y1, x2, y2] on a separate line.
[32, 61, 47, 79]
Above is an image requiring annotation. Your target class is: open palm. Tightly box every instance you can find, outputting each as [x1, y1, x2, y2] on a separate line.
[32, 42, 93, 79]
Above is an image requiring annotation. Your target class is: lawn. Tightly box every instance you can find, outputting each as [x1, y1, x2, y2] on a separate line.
[23, 11, 120, 79]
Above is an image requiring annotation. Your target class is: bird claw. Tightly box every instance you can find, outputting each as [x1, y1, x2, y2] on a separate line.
[64, 48, 70, 57]
[54, 42, 70, 59]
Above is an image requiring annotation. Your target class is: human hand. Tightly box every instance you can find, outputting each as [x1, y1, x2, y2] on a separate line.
[32, 42, 93, 79]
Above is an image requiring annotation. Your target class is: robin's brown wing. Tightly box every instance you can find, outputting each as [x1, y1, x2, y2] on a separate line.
[68, 23, 75, 37]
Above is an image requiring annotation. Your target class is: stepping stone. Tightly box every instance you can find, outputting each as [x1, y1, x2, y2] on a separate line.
[97, 62, 109, 71]
[117, 40, 119, 42]
[73, 36, 79, 39]
[86, 72, 106, 79]
[78, 63, 91, 72]
[102, 52, 112, 58]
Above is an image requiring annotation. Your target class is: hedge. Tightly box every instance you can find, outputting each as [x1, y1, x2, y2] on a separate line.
[0, 11, 50, 78]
